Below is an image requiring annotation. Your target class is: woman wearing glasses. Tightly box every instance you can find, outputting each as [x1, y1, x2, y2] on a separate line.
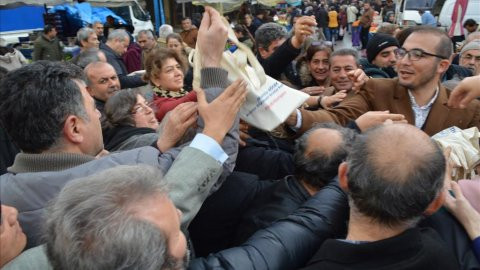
[102, 89, 197, 152]
[143, 48, 197, 121]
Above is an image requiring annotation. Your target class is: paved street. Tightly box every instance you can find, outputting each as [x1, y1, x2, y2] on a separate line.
[334, 31, 354, 50]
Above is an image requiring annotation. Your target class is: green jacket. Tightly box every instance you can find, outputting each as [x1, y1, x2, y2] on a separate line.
[33, 35, 63, 61]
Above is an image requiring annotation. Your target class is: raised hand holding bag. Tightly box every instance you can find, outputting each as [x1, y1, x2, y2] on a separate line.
[189, 17, 309, 131]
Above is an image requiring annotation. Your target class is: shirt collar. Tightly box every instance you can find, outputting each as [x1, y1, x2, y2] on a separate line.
[408, 86, 439, 110]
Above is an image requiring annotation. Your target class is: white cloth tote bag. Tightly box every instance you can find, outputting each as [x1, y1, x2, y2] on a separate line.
[189, 17, 308, 131]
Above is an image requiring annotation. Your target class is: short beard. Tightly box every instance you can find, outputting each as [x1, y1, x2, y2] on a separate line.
[398, 65, 437, 91]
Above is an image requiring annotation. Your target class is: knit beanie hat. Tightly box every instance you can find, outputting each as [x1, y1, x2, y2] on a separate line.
[366, 33, 399, 63]
[461, 39, 480, 54]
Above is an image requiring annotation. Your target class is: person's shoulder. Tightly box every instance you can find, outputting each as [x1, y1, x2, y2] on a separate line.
[366, 77, 397, 88]
[2, 245, 51, 270]
[34, 35, 44, 44]
[102, 146, 161, 164]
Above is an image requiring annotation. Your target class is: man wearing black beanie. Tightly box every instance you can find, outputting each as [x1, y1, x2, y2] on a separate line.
[359, 33, 399, 78]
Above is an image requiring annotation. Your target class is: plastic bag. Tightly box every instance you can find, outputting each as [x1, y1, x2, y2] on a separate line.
[189, 17, 308, 131]
[432, 126, 480, 180]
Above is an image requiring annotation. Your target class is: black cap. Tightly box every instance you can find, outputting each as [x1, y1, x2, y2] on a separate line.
[366, 33, 399, 63]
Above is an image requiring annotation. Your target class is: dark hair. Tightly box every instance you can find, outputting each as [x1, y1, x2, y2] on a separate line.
[464, 19, 478, 28]
[296, 43, 333, 71]
[233, 24, 249, 36]
[0, 66, 8, 79]
[103, 89, 140, 129]
[44, 24, 55, 34]
[395, 26, 416, 47]
[396, 26, 453, 59]
[294, 123, 355, 189]
[166, 33, 182, 44]
[0, 61, 87, 153]
[255, 22, 287, 50]
[181, 17, 191, 22]
[0, 46, 14, 55]
[306, 43, 333, 62]
[143, 48, 187, 84]
[346, 126, 446, 227]
[412, 26, 453, 59]
[331, 48, 360, 66]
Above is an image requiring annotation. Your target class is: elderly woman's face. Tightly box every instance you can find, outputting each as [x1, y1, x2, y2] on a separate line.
[151, 57, 184, 92]
[132, 95, 159, 130]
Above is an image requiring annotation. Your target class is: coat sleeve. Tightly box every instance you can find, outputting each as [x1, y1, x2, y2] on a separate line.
[298, 80, 375, 134]
[259, 38, 301, 80]
[103, 47, 147, 89]
[188, 182, 349, 270]
[163, 146, 223, 229]
[153, 92, 198, 121]
[156, 68, 238, 227]
[118, 73, 147, 89]
[198, 68, 238, 193]
[33, 40, 42, 62]
[123, 49, 142, 73]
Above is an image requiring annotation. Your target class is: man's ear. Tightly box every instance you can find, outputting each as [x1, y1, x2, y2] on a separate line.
[437, 59, 451, 74]
[85, 85, 94, 97]
[424, 190, 445, 216]
[63, 115, 84, 144]
[338, 161, 349, 191]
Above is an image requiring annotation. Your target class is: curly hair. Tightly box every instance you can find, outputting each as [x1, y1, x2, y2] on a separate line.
[142, 48, 187, 85]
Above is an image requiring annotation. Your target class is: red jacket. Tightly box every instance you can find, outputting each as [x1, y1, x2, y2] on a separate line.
[123, 43, 142, 73]
[152, 91, 197, 121]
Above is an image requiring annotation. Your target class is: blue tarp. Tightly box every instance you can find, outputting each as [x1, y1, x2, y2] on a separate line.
[285, 0, 302, 6]
[0, 6, 44, 32]
[48, 2, 126, 27]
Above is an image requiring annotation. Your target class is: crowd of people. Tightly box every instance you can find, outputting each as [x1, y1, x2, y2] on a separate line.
[1, 0, 480, 269]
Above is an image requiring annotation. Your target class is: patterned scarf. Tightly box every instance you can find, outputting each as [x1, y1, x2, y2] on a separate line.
[152, 86, 188, 98]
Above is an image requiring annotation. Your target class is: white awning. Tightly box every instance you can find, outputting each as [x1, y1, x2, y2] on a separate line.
[0, 0, 138, 8]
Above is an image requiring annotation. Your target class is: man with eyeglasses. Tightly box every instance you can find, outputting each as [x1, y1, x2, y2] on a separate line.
[459, 39, 480, 76]
[286, 26, 480, 136]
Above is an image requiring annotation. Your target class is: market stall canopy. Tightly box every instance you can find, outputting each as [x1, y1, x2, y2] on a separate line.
[0, 0, 140, 8]
[173, 0, 290, 13]
[0, 0, 71, 8]
[174, 0, 287, 7]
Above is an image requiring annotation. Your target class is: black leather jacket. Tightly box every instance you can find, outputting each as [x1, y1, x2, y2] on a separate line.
[188, 182, 349, 270]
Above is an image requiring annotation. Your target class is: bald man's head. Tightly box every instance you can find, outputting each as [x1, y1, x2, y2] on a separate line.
[295, 123, 356, 190]
[84, 62, 120, 101]
[346, 124, 445, 228]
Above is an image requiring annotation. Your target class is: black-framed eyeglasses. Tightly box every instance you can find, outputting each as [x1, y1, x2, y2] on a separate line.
[394, 48, 448, 61]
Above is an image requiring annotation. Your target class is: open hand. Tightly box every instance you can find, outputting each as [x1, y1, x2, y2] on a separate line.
[447, 75, 480, 109]
[321, 90, 347, 108]
[196, 79, 248, 144]
[302, 86, 325, 96]
[355, 111, 406, 131]
[292, 16, 317, 49]
[157, 102, 198, 152]
[197, 6, 228, 68]
[348, 69, 369, 94]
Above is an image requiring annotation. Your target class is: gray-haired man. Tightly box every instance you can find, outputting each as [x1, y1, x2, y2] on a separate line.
[100, 29, 146, 88]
